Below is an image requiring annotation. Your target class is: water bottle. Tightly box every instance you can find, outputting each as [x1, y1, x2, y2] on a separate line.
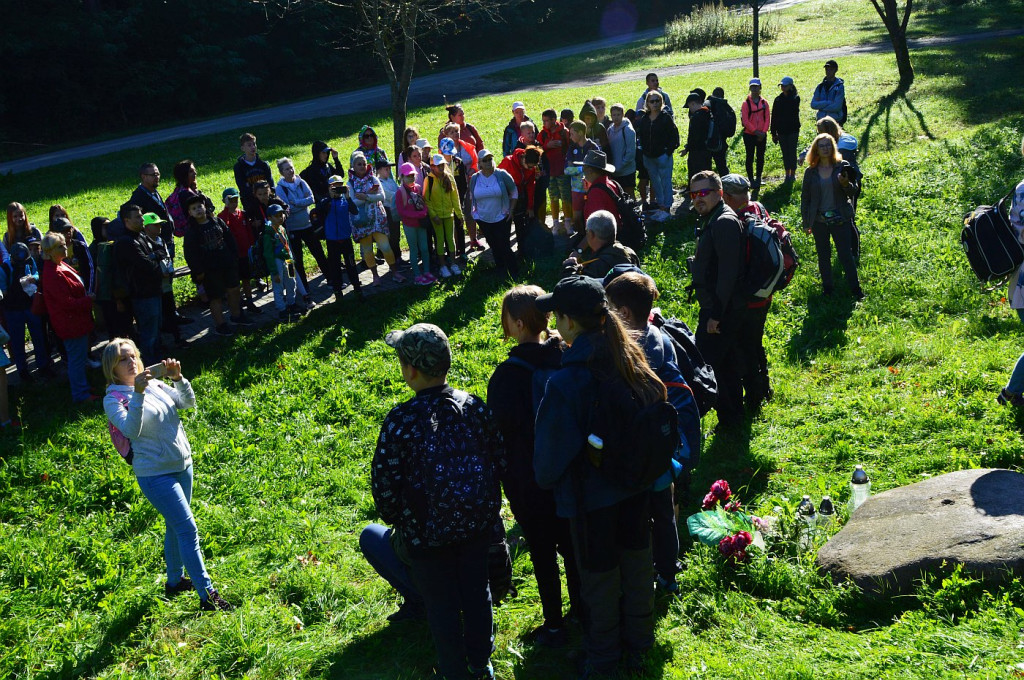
[849, 465, 871, 514]
[797, 495, 817, 549]
[586, 434, 604, 467]
[818, 496, 835, 531]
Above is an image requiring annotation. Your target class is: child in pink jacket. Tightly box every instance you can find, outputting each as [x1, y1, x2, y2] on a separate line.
[395, 162, 434, 285]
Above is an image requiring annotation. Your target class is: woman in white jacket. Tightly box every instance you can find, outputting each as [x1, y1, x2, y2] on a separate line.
[102, 338, 233, 612]
[277, 157, 329, 303]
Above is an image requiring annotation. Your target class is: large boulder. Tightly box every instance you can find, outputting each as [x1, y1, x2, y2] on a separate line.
[816, 468, 1024, 593]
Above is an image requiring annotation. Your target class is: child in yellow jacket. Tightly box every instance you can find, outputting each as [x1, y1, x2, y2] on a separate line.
[424, 154, 464, 278]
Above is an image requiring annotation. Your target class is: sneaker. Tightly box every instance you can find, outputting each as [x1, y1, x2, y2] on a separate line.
[286, 303, 304, 316]
[655, 574, 681, 598]
[386, 600, 425, 623]
[393, 271, 407, 283]
[232, 314, 255, 327]
[414, 275, 431, 286]
[165, 578, 193, 599]
[213, 323, 235, 337]
[424, 272, 438, 283]
[997, 388, 1024, 406]
[469, 661, 495, 680]
[175, 314, 195, 326]
[199, 590, 235, 612]
[439, 265, 452, 278]
[450, 263, 462, 275]
[527, 624, 568, 648]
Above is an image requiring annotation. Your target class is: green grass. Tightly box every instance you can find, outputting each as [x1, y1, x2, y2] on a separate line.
[487, 0, 1024, 87]
[3, 23, 1024, 680]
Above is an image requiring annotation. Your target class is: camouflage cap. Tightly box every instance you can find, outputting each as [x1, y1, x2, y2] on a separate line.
[385, 323, 452, 377]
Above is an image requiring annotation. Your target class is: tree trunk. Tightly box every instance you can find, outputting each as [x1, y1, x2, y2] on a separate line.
[870, 0, 915, 92]
[752, 4, 760, 77]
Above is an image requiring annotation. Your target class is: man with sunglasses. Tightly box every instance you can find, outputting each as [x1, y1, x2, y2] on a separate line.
[688, 171, 747, 431]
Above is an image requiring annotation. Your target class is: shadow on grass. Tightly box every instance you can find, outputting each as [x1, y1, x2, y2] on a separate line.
[861, 88, 935, 160]
[37, 597, 152, 680]
[319, 621, 437, 680]
[787, 289, 856, 363]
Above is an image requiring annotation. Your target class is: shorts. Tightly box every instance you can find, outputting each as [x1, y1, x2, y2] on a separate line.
[237, 255, 253, 281]
[549, 175, 572, 202]
[200, 259, 240, 298]
[637, 154, 649, 180]
[572, 191, 586, 217]
[613, 172, 637, 191]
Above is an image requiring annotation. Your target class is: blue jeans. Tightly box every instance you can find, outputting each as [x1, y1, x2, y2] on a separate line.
[644, 152, 674, 210]
[63, 334, 91, 402]
[1008, 352, 1024, 395]
[4, 308, 51, 374]
[135, 466, 213, 596]
[404, 226, 430, 277]
[132, 296, 162, 365]
[359, 523, 422, 606]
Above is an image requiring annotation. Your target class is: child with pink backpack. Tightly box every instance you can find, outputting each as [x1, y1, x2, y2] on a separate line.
[395, 162, 435, 285]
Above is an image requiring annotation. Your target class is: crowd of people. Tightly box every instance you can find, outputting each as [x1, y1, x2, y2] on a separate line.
[0, 60, 878, 679]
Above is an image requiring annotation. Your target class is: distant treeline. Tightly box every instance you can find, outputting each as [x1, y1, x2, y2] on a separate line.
[0, 0, 690, 153]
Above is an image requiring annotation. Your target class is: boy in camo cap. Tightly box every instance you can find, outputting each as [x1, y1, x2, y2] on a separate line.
[361, 322, 507, 680]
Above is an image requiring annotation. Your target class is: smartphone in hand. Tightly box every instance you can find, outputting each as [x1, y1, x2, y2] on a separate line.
[146, 363, 167, 379]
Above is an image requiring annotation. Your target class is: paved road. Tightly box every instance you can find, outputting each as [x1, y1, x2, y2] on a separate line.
[0, 0, 816, 175]
[2, 15, 1019, 175]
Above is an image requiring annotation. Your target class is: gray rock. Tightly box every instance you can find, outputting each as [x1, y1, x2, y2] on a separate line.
[816, 468, 1024, 594]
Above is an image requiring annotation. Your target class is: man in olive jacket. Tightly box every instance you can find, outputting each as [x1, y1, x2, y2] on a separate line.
[689, 170, 747, 430]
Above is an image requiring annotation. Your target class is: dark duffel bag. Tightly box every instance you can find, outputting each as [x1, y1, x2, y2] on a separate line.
[961, 192, 1022, 282]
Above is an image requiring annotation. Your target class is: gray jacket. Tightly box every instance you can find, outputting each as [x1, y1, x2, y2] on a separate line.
[105, 378, 196, 477]
[800, 165, 858, 232]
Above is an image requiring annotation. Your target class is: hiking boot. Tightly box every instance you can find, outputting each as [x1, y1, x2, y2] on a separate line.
[165, 578, 193, 599]
[232, 314, 255, 327]
[386, 600, 425, 623]
[655, 574, 681, 598]
[449, 263, 462, 276]
[468, 661, 495, 680]
[199, 590, 235, 612]
[997, 388, 1024, 407]
[527, 623, 568, 648]
[213, 323, 235, 337]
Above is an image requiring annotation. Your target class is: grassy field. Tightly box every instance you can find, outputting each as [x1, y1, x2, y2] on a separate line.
[488, 0, 1024, 86]
[3, 15, 1024, 680]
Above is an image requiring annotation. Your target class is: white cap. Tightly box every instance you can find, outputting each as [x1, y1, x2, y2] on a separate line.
[512, 101, 525, 111]
[431, 154, 446, 166]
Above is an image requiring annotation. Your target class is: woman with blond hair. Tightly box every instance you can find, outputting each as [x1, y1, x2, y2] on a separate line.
[801, 133, 863, 299]
[102, 337, 234, 611]
[40, 232, 96, 403]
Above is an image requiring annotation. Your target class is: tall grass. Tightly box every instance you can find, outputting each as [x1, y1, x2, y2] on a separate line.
[664, 2, 780, 52]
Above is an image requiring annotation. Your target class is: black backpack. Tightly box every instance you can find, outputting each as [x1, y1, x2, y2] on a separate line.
[708, 97, 737, 140]
[742, 213, 786, 301]
[650, 312, 718, 417]
[961, 191, 1023, 282]
[519, 217, 554, 259]
[705, 110, 723, 154]
[591, 182, 647, 251]
[584, 373, 678, 494]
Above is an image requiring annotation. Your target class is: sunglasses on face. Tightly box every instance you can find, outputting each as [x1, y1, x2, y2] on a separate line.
[690, 188, 716, 199]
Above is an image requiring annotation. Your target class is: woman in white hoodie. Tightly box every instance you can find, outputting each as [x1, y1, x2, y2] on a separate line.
[277, 157, 329, 302]
[102, 338, 233, 612]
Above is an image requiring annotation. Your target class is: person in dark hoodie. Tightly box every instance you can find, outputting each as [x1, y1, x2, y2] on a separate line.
[770, 76, 801, 182]
[300, 141, 345, 204]
[355, 126, 389, 169]
[182, 194, 254, 337]
[233, 132, 275, 215]
[680, 91, 714, 184]
[502, 102, 530, 158]
[579, 100, 609, 152]
[487, 285, 579, 647]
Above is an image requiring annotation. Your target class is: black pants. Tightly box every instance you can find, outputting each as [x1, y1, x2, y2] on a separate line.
[696, 307, 746, 428]
[570, 491, 654, 672]
[515, 510, 580, 628]
[738, 302, 771, 408]
[712, 147, 730, 177]
[650, 485, 680, 582]
[326, 238, 362, 293]
[811, 217, 861, 293]
[288, 228, 329, 292]
[779, 132, 799, 174]
[383, 209, 404, 264]
[687, 151, 712, 185]
[511, 208, 529, 257]
[743, 132, 766, 184]
[160, 290, 181, 340]
[477, 217, 518, 277]
[101, 299, 134, 340]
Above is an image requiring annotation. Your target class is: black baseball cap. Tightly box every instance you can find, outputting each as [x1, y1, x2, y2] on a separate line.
[535, 276, 608, 317]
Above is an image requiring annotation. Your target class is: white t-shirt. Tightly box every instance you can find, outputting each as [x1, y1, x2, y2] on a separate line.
[471, 173, 508, 223]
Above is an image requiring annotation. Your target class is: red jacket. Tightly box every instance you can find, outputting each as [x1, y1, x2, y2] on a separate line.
[499, 149, 537, 210]
[219, 207, 254, 257]
[584, 175, 623, 223]
[43, 260, 94, 340]
[537, 122, 569, 177]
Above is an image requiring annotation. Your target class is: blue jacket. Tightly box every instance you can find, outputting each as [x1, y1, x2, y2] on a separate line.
[534, 331, 637, 517]
[810, 77, 845, 120]
[318, 196, 358, 241]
